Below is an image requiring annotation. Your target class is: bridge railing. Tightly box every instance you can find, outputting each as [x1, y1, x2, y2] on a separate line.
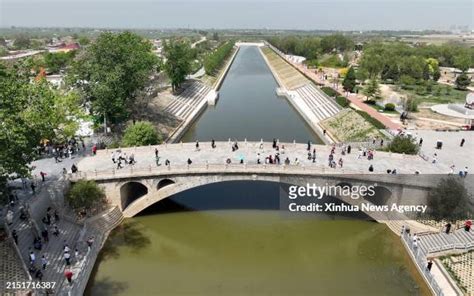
[68, 163, 438, 189]
[402, 232, 444, 296]
[70, 163, 365, 179]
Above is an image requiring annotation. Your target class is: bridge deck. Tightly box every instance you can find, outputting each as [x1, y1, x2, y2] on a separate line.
[75, 142, 449, 179]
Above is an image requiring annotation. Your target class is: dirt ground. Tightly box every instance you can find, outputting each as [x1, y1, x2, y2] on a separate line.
[406, 107, 466, 130]
[131, 87, 182, 139]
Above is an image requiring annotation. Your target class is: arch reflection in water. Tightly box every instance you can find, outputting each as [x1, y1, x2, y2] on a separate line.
[88, 181, 430, 296]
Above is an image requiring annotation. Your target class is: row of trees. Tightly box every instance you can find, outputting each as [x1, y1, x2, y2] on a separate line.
[267, 34, 354, 60]
[203, 41, 234, 75]
[358, 41, 473, 89]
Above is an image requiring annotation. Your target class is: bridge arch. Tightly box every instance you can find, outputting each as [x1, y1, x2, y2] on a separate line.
[157, 178, 175, 190]
[121, 176, 390, 221]
[120, 181, 149, 210]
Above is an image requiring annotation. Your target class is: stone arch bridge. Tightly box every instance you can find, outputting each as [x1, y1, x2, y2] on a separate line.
[69, 163, 440, 222]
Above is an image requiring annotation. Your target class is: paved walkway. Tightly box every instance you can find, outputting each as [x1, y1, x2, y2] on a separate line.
[266, 43, 402, 130]
[78, 141, 450, 175]
[292, 63, 401, 130]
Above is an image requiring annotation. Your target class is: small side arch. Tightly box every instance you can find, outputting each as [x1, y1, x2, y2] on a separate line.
[120, 181, 148, 210]
[157, 179, 175, 190]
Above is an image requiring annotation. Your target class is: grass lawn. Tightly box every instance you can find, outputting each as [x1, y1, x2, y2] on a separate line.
[393, 83, 468, 105]
[320, 109, 385, 142]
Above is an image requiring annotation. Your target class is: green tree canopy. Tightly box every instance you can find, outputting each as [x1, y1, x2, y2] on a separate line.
[386, 136, 419, 155]
[362, 79, 381, 101]
[454, 53, 472, 73]
[67, 180, 106, 210]
[121, 121, 161, 147]
[455, 73, 471, 90]
[78, 36, 91, 46]
[342, 66, 357, 92]
[0, 62, 83, 178]
[204, 41, 234, 75]
[68, 31, 159, 127]
[13, 35, 31, 49]
[163, 40, 193, 92]
[426, 177, 472, 222]
[44, 51, 76, 74]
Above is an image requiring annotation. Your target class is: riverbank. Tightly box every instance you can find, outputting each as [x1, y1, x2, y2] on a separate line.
[259, 45, 342, 144]
[165, 45, 240, 143]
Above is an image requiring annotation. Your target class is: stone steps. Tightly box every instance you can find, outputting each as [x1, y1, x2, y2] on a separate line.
[294, 84, 341, 122]
[163, 81, 211, 120]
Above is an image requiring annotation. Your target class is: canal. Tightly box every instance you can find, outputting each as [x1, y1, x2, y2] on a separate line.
[86, 46, 429, 295]
[182, 46, 322, 143]
[87, 181, 429, 295]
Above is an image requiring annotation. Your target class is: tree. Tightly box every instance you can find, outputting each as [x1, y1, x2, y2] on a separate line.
[44, 51, 76, 74]
[13, 35, 31, 49]
[455, 73, 471, 90]
[454, 53, 472, 73]
[404, 97, 419, 112]
[204, 41, 234, 75]
[66, 180, 106, 210]
[0, 62, 83, 178]
[68, 32, 158, 129]
[78, 36, 90, 46]
[121, 121, 161, 147]
[362, 79, 380, 101]
[163, 40, 192, 92]
[386, 136, 419, 154]
[342, 66, 357, 92]
[426, 177, 471, 222]
[0, 47, 7, 57]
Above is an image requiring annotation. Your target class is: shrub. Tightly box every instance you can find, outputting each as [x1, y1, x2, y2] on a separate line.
[355, 110, 385, 129]
[455, 73, 471, 90]
[336, 96, 349, 107]
[67, 180, 105, 210]
[321, 86, 340, 97]
[404, 97, 419, 112]
[386, 136, 419, 155]
[384, 103, 396, 111]
[121, 121, 161, 147]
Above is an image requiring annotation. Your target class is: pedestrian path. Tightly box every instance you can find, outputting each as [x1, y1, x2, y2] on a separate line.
[163, 80, 211, 120]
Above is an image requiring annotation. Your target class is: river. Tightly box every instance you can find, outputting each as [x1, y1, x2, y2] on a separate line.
[86, 46, 429, 295]
[182, 46, 321, 143]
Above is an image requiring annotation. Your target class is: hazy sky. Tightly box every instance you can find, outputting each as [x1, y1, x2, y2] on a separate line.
[0, 0, 472, 30]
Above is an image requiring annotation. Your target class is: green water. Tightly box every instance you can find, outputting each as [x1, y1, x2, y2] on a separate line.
[87, 211, 429, 296]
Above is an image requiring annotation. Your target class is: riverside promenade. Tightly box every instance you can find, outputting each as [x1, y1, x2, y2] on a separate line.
[3, 152, 123, 296]
[264, 42, 401, 130]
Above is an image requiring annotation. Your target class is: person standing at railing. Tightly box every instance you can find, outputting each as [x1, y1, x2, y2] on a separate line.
[426, 260, 433, 272]
[465, 220, 472, 232]
[445, 222, 452, 234]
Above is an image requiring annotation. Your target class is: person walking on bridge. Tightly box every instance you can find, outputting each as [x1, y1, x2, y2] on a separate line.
[64, 269, 73, 285]
[211, 139, 216, 149]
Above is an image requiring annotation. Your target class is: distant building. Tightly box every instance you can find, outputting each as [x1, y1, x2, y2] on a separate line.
[47, 42, 80, 53]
